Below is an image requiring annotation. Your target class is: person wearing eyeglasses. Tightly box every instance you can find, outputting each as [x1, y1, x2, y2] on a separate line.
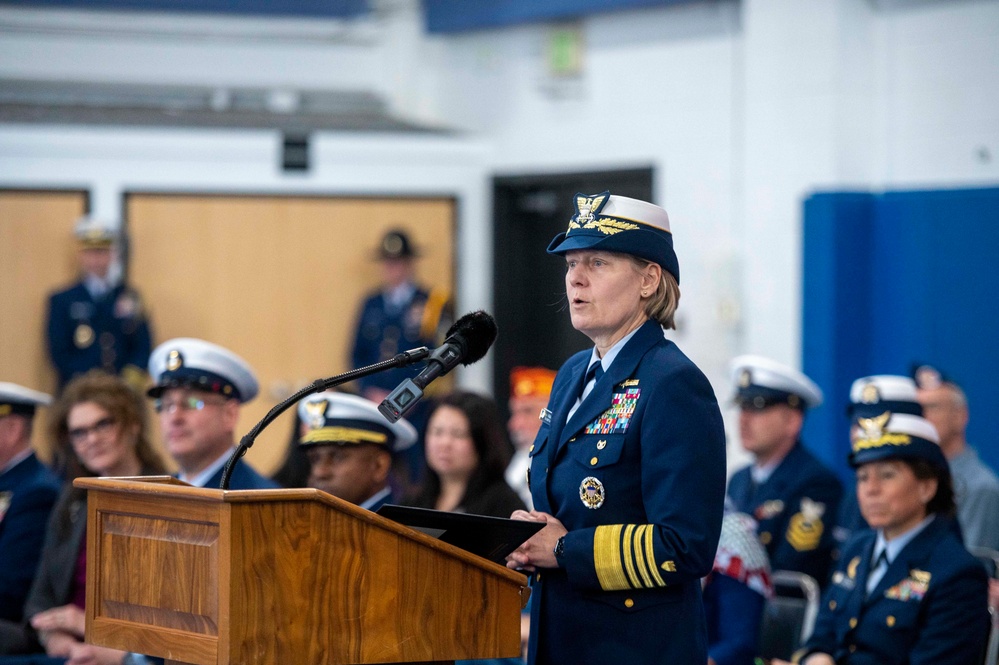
[0, 371, 166, 662]
[147, 338, 277, 491]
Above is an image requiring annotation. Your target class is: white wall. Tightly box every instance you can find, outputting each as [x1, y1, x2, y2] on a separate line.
[1, 0, 997, 470]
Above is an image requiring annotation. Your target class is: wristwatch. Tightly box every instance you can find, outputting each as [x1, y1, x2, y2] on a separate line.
[553, 535, 566, 567]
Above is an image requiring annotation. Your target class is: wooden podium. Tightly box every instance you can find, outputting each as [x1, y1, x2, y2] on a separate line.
[74, 477, 530, 665]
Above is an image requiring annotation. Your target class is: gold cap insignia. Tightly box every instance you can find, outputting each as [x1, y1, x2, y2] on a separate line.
[304, 399, 328, 430]
[579, 476, 605, 509]
[861, 383, 880, 404]
[739, 369, 752, 388]
[166, 349, 184, 372]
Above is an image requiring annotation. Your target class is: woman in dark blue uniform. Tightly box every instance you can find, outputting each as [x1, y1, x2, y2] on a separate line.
[777, 412, 989, 665]
[506, 191, 727, 665]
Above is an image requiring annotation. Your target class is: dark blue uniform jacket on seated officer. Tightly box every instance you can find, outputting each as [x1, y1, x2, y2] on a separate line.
[801, 516, 988, 664]
[0, 453, 61, 623]
[527, 319, 727, 665]
[728, 443, 842, 585]
[47, 282, 151, 388]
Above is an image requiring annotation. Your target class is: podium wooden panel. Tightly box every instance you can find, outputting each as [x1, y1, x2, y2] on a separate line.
[75, 477, 529, 665]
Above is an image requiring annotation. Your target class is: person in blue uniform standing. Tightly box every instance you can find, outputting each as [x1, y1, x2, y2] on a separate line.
[297, 391, 416, 511]
[147, 338, 277, 490]
[350, 229, 450, 491]
[727, 356, 843, 586]
[506, 191, 727, 665]
[46, 216, 152, 391]
[0, 383, 60, 630]
[777, 411, 989, 665]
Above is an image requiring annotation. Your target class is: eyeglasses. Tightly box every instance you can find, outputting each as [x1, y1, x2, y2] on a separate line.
[68, 416, 117, 444]
[154, 395, 225, 414]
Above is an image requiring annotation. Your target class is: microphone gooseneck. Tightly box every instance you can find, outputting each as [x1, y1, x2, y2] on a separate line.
[219, 346, 430, 490]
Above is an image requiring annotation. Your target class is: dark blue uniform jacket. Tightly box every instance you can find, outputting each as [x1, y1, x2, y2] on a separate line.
[46, 282, 152, 387]
[528, 320, 727, 665]
[0, 454, 61, 622]
[801, 516, 988, 665]
[728, 443, 842, 584]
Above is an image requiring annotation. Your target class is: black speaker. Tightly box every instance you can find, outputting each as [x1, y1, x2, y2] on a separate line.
[282, 133, 310, 172]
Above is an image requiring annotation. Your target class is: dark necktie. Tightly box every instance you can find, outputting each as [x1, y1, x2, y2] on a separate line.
[581, 360, 604, 399]
[866, 549, 890, 596]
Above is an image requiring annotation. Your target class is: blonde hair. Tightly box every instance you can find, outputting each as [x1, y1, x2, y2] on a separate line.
[630, 257, 680, 330]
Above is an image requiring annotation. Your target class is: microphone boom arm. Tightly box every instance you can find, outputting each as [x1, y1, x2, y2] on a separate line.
[219, 346, 430, 490]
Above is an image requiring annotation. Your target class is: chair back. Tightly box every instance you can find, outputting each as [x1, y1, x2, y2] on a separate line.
[758, 570, 820, 661]
[970, 547, 999, 665]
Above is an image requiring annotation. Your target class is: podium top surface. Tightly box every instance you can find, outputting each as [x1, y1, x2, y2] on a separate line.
[75, 476, 527, 584]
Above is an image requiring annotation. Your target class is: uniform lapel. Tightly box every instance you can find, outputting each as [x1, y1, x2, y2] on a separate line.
[546, 356, 588, 466]
[556, 320, 662, 451]
[864, 517, 941, 607]
[845, 536, 876, 620]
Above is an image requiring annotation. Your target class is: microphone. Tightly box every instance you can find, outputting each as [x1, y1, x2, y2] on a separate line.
[378, 310, 497, 422]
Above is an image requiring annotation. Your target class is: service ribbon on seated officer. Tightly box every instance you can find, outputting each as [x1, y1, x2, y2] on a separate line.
[783, 412, 989, 665]
[506, 191, 727, 664]
[298, 391, 416, 511]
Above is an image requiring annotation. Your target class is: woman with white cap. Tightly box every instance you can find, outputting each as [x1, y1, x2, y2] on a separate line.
[777, 411, 989, 665]
[506, 191, 727, 664]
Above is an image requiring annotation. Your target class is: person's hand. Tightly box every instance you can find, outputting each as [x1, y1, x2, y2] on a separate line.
[988, 578, 999, 612]
[32, 604, 87, 638]
[506, 510, 567, 571]
[66, 643, 129, 665]
[40, 630, 81, 658]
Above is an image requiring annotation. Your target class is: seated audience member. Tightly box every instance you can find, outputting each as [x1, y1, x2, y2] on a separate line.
[834, 375, 924, 547]
[777, 411, 989, 665]
[405, 391, 525, 518]
[298, 391, 416, 510]
[0, 384, 60, 630]
[271, 409, 309, 488]
[703, 510, 773, 665]
[914, 365, 999, 552]
[147, 338, 277, 490]
[0, 371, 166, 662]
[505, 367, 556, 510]
[726, 356, 843, 586]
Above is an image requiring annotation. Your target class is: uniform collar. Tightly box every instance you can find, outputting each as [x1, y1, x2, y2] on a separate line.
[359, 486, 392, 511]
[874, 514, 936, 564]
[180, 448, 233, 488]
[0, 448, 33, 475]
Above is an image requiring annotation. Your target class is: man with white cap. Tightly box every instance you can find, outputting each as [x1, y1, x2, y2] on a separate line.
[0, 383, 60, 626]
[148, 338, 277, 490]
[298, 392, 416, 511]
[46, 216, 152, 389]
[726, 355, 843, 585]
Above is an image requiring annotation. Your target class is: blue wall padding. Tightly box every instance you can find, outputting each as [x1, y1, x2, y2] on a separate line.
[801, 192, 876, 482]
[802, 187, 999, 483]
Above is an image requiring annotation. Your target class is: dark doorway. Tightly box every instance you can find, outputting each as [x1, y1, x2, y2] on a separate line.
[492, 167, 654, 410]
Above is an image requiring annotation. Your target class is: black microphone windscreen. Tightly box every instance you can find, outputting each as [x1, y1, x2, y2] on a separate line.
[446, 310, 498, 366]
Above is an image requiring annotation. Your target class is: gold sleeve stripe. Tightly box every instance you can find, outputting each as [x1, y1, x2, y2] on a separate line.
[621, 525, 642, 588]
[643, 525, 666, 586]
[632, 525, 655, 587]
[594, 525, 630, 591]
